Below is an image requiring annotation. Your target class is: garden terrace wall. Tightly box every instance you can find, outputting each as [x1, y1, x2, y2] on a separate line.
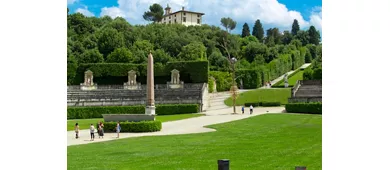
[67, 83, 209, 111]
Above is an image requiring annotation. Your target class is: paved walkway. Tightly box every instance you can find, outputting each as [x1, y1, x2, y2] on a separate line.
[67, 64, 310, 146]
[67, 106, 285, 146]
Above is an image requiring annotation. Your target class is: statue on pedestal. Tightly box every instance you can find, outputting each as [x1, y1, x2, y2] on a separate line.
[80, 70, 97, 90]
[124, 70, 141, 90]
[168, 69, 184, 89]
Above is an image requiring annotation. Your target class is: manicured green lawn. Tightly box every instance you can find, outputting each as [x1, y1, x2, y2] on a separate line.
[67, 114, 204, 131]
[224, 88, 291, 106]
[67, 114, 322, 170]
[275, 71, 304, 86]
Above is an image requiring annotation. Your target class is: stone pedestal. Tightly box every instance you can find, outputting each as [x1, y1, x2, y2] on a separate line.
[80, 85, 97, 90]
[124, 83, 141, 90]
[145, 106, 156, 115]
[167, 81, 184, 89]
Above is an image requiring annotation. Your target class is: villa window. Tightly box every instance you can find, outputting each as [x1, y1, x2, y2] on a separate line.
[183, 17, 186, 22]
[197, 19, 200, 24]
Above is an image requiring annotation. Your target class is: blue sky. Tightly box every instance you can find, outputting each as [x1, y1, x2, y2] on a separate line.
[67, 0, 322, 35]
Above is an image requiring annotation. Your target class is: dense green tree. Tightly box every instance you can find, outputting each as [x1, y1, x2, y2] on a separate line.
[79, 48, 104, 63]
[143, 3, 164, 23]
[265, 28, 282, 46]
[290, 39, 302, 49]
[252, 19, 264, 42]
[243, 42, 268, 62]
[178, 42, 207, 61]
[220, 17, 237, 33]
[153, 49, 173, 64]
[67, 54, 78, 85]
[295, 30, 310, 46]
[291, 19, 300, 36]
[97, 27, 125, 57]
[281, 31, 293, 45]
[106, 47, 134, 63]
[208, 50, 230, 71]
[241, 23, 250, 37]
[132, 40, 154, 53]
[308, 26, 321, 45]
[68, 13, 93, 35]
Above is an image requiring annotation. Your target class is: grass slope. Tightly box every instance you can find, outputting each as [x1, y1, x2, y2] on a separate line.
[224, 88, 291, 106]
[67, 114, 322, 170]
[67, 114, 204, 131]
[275, 71, 304, 86]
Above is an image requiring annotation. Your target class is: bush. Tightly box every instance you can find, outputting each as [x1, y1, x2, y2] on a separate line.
[67, 104, 199, 119]
[71, 61, 209, 85]
[101, 121, 162, 133]
[244, 102, 280, 107]
[208, 77, 215, 93]
[244, 103, 260, 107]
[209, 71, 232, 92]
[285, 103, 322, 114]
[261, 102, 281, 107]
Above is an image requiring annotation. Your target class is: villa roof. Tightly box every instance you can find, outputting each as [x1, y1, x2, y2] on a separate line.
[164, 10, 205, 17]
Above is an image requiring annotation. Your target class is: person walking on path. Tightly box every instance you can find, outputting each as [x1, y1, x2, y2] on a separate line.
[241, 106, 245, 114]
[98, 122, 104, 139]
[75, 123, 79, 139]
[90, 124, 95, 141]
[250, 105, 254, 114]
[116, 122, 121, 138]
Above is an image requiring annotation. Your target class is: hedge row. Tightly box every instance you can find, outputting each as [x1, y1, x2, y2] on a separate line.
[244, 102, 281, 107]
[70, 61, 209, 85]
[100, 121, 162, 133]
[210, 50, 305, 90]
[67, 104, 199, 119]
[285, 103, 322, 114]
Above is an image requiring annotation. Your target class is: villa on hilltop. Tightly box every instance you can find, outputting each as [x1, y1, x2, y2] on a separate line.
[159, 4, 205, 26]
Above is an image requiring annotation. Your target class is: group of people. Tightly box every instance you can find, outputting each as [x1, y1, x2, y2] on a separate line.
[265, 81, 272, 88]
[74, 121, 122, 141]
[241, 105, 254, 114]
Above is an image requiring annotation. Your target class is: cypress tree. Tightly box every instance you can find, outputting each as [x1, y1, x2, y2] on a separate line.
[252, 19, 264, 42]
[241, 23, 251, 37]
[291, 19, 300, 36]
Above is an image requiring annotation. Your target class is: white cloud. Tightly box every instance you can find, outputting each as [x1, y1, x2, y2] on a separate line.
[309, 7, 322, 32]
[75, 7, 95, 17]
[99, 0, 321, 32]
[67, 0, 78, 5]
[100, 7, 126, 18]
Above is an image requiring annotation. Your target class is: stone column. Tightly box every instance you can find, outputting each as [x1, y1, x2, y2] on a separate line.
[145, 52, 156, 115]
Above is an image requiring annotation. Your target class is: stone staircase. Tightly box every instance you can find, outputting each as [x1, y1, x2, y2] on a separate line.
[289, 80, 322, 103]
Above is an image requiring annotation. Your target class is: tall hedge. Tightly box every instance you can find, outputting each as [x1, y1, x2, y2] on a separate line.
[71, 61, 208, 85]
[235, 69, 261, 89]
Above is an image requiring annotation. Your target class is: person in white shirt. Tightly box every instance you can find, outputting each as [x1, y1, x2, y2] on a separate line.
[250, 105, 254, 114]
[90, 124, 95, 141]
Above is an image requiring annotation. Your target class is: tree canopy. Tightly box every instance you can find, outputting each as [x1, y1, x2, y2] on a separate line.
[143, 3, 164, 23]
[67, 8, 322, 84]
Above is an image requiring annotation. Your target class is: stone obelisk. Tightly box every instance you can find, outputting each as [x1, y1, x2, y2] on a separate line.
[145, 52, 156, 115]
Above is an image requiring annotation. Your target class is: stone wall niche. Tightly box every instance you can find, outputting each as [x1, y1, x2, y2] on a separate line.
[80, 70, 97, 90]
[124, 70, 141, 90]
[167, 69, 184, 89]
